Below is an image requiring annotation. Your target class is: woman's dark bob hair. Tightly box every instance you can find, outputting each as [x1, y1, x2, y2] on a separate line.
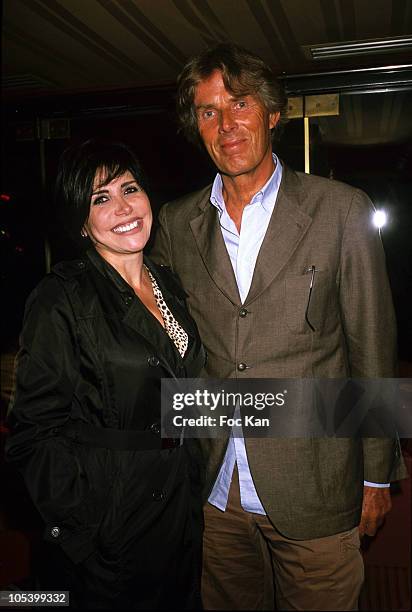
[176, 42, 288, 147]
[55, 139, 147, 248]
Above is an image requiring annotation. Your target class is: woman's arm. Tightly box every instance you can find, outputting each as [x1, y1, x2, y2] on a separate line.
[6, 276, 105, 563]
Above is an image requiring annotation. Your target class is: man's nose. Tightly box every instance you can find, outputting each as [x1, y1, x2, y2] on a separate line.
[218, 108, 236, 133]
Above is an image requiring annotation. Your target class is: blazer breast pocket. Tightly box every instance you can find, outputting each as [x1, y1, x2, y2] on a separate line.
[285, 270, 332, 335]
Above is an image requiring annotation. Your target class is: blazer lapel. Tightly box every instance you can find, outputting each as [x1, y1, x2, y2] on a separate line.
[190, 196, 241, 305]
[244, 166, 313, 306]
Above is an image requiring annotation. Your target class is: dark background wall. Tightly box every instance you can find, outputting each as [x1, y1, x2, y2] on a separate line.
[1, 91, 411, 361]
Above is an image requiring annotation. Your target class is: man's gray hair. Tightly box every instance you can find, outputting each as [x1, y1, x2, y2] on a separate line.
[176, 42, 288, 147]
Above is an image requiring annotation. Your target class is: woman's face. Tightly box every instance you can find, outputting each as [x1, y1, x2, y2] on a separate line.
[83, 169, 152, 259]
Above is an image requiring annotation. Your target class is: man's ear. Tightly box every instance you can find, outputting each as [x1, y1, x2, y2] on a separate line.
[269, 111, 280, 130]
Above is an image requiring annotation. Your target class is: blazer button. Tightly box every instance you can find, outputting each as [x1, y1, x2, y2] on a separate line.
[77, 261, 85, 269]
[148, 356, 160, 367]
[50, 527, 60, 538]
[239, 308, 248, 318]
[237, 362, 247, 371]
[150, 422, 160, 435]
[152, 489, 166, 501]
[124, 295, 133, 306]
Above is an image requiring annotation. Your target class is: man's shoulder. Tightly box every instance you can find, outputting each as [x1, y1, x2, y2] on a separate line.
[281, 164, 373, 219]
[160, 184, 212, 218]
[285, 165, 366, 200]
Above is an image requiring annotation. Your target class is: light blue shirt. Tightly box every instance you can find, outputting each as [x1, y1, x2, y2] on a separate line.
[208, 154, 282, 514]
[207, 154, 387, 515]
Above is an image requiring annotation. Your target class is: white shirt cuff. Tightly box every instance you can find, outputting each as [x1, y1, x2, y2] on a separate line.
[364, 480, 390, 488]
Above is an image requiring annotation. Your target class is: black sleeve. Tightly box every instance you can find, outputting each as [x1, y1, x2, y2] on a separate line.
[6, 276, 107, 563]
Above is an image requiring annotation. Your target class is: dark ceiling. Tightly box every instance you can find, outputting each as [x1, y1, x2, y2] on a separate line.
[2, 1, 412, 148]
[3, 0, 412, 97]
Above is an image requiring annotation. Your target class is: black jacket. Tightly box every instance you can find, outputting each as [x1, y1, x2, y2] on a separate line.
[6, 249, 205, 609]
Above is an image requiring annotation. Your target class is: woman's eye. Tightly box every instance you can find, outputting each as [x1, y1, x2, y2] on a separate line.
[92, 196, 108, 206]
[124, 185, 140, 195]
[202, 110, 215, 120]
[234, 100, 247, 110]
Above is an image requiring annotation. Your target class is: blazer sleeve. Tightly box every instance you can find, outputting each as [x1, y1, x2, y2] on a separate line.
[6, 276, 104, 563]
[151, 203, 174, 268]
[339, 189, 405, 482]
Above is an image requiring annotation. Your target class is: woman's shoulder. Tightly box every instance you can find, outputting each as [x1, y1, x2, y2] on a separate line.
[52, 257, 90, 280]
[25, 258, 91, 313]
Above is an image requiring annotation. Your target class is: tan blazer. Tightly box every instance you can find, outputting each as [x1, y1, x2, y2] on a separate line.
[151, 163, 404, 539]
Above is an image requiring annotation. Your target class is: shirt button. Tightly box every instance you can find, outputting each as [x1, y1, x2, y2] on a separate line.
[237, 363, 247, 371]
[124, 295, 133, 306]
[239, 308, 248, 318]
[77, 261, 85, 269]
[152, 489, 166, 501]
[51, 527, 60, 538]
[148, 356, 160, 367]
[150, 422, 160, 435]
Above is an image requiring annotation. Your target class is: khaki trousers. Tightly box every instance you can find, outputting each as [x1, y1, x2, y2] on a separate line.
[202, 469, 364, 611]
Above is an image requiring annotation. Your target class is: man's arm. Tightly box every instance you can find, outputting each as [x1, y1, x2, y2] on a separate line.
[339, 188, 405, 533]
[339, 189, 397, 379]
[359, 486, 391, 537]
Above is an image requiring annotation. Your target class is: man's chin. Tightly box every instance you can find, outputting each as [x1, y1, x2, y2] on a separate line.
[218, 164, 255, 178]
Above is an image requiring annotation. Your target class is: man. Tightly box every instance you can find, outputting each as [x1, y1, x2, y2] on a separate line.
[152, 43, 404, 610]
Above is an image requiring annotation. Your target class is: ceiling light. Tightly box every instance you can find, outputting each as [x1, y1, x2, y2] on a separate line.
[308, 37, 412, 60]
[373, 210, 387, 229]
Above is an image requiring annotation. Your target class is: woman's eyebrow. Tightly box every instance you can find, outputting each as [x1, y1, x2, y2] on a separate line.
[91, 188, 108, 196]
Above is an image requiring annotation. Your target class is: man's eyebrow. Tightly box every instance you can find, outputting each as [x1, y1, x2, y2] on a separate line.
[196, 94, 250, 109]
[195, 103, 215, 110]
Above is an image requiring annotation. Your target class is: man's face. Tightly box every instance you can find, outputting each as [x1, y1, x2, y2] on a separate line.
[194, 70, 279, 178]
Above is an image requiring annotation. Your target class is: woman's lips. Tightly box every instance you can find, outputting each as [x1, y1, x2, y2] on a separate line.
[111, 218, 143, 234]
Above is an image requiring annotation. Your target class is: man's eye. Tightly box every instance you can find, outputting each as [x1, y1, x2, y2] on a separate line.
[234, 100, 247, 110]
[202, 110, 215, 120]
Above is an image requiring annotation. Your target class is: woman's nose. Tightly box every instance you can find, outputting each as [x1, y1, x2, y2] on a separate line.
[115, 196, 132, 214]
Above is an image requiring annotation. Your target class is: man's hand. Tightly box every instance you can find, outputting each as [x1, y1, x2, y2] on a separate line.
[359, 486, 392, 537]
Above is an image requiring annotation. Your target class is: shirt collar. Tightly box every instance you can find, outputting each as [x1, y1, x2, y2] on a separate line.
[210, 153, 282, 215]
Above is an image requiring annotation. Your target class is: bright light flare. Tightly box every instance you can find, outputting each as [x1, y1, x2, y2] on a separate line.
[373, 209, 387, 229]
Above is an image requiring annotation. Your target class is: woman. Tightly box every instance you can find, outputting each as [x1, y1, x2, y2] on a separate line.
[6, 140, 205, 609]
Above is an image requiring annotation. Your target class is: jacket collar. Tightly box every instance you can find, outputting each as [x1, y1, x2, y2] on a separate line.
[86, 248, 132, 294]
[86, 248, 195, 364]
[86, 249, 179, 301]
[188, 162, 313, 306]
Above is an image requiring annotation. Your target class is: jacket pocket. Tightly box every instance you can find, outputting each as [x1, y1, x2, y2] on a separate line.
[43, 444, 114, 564]
[285, 270, 332, 334]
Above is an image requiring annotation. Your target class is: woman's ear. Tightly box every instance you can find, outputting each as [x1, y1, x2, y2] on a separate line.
[80, 227, 88, 238]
